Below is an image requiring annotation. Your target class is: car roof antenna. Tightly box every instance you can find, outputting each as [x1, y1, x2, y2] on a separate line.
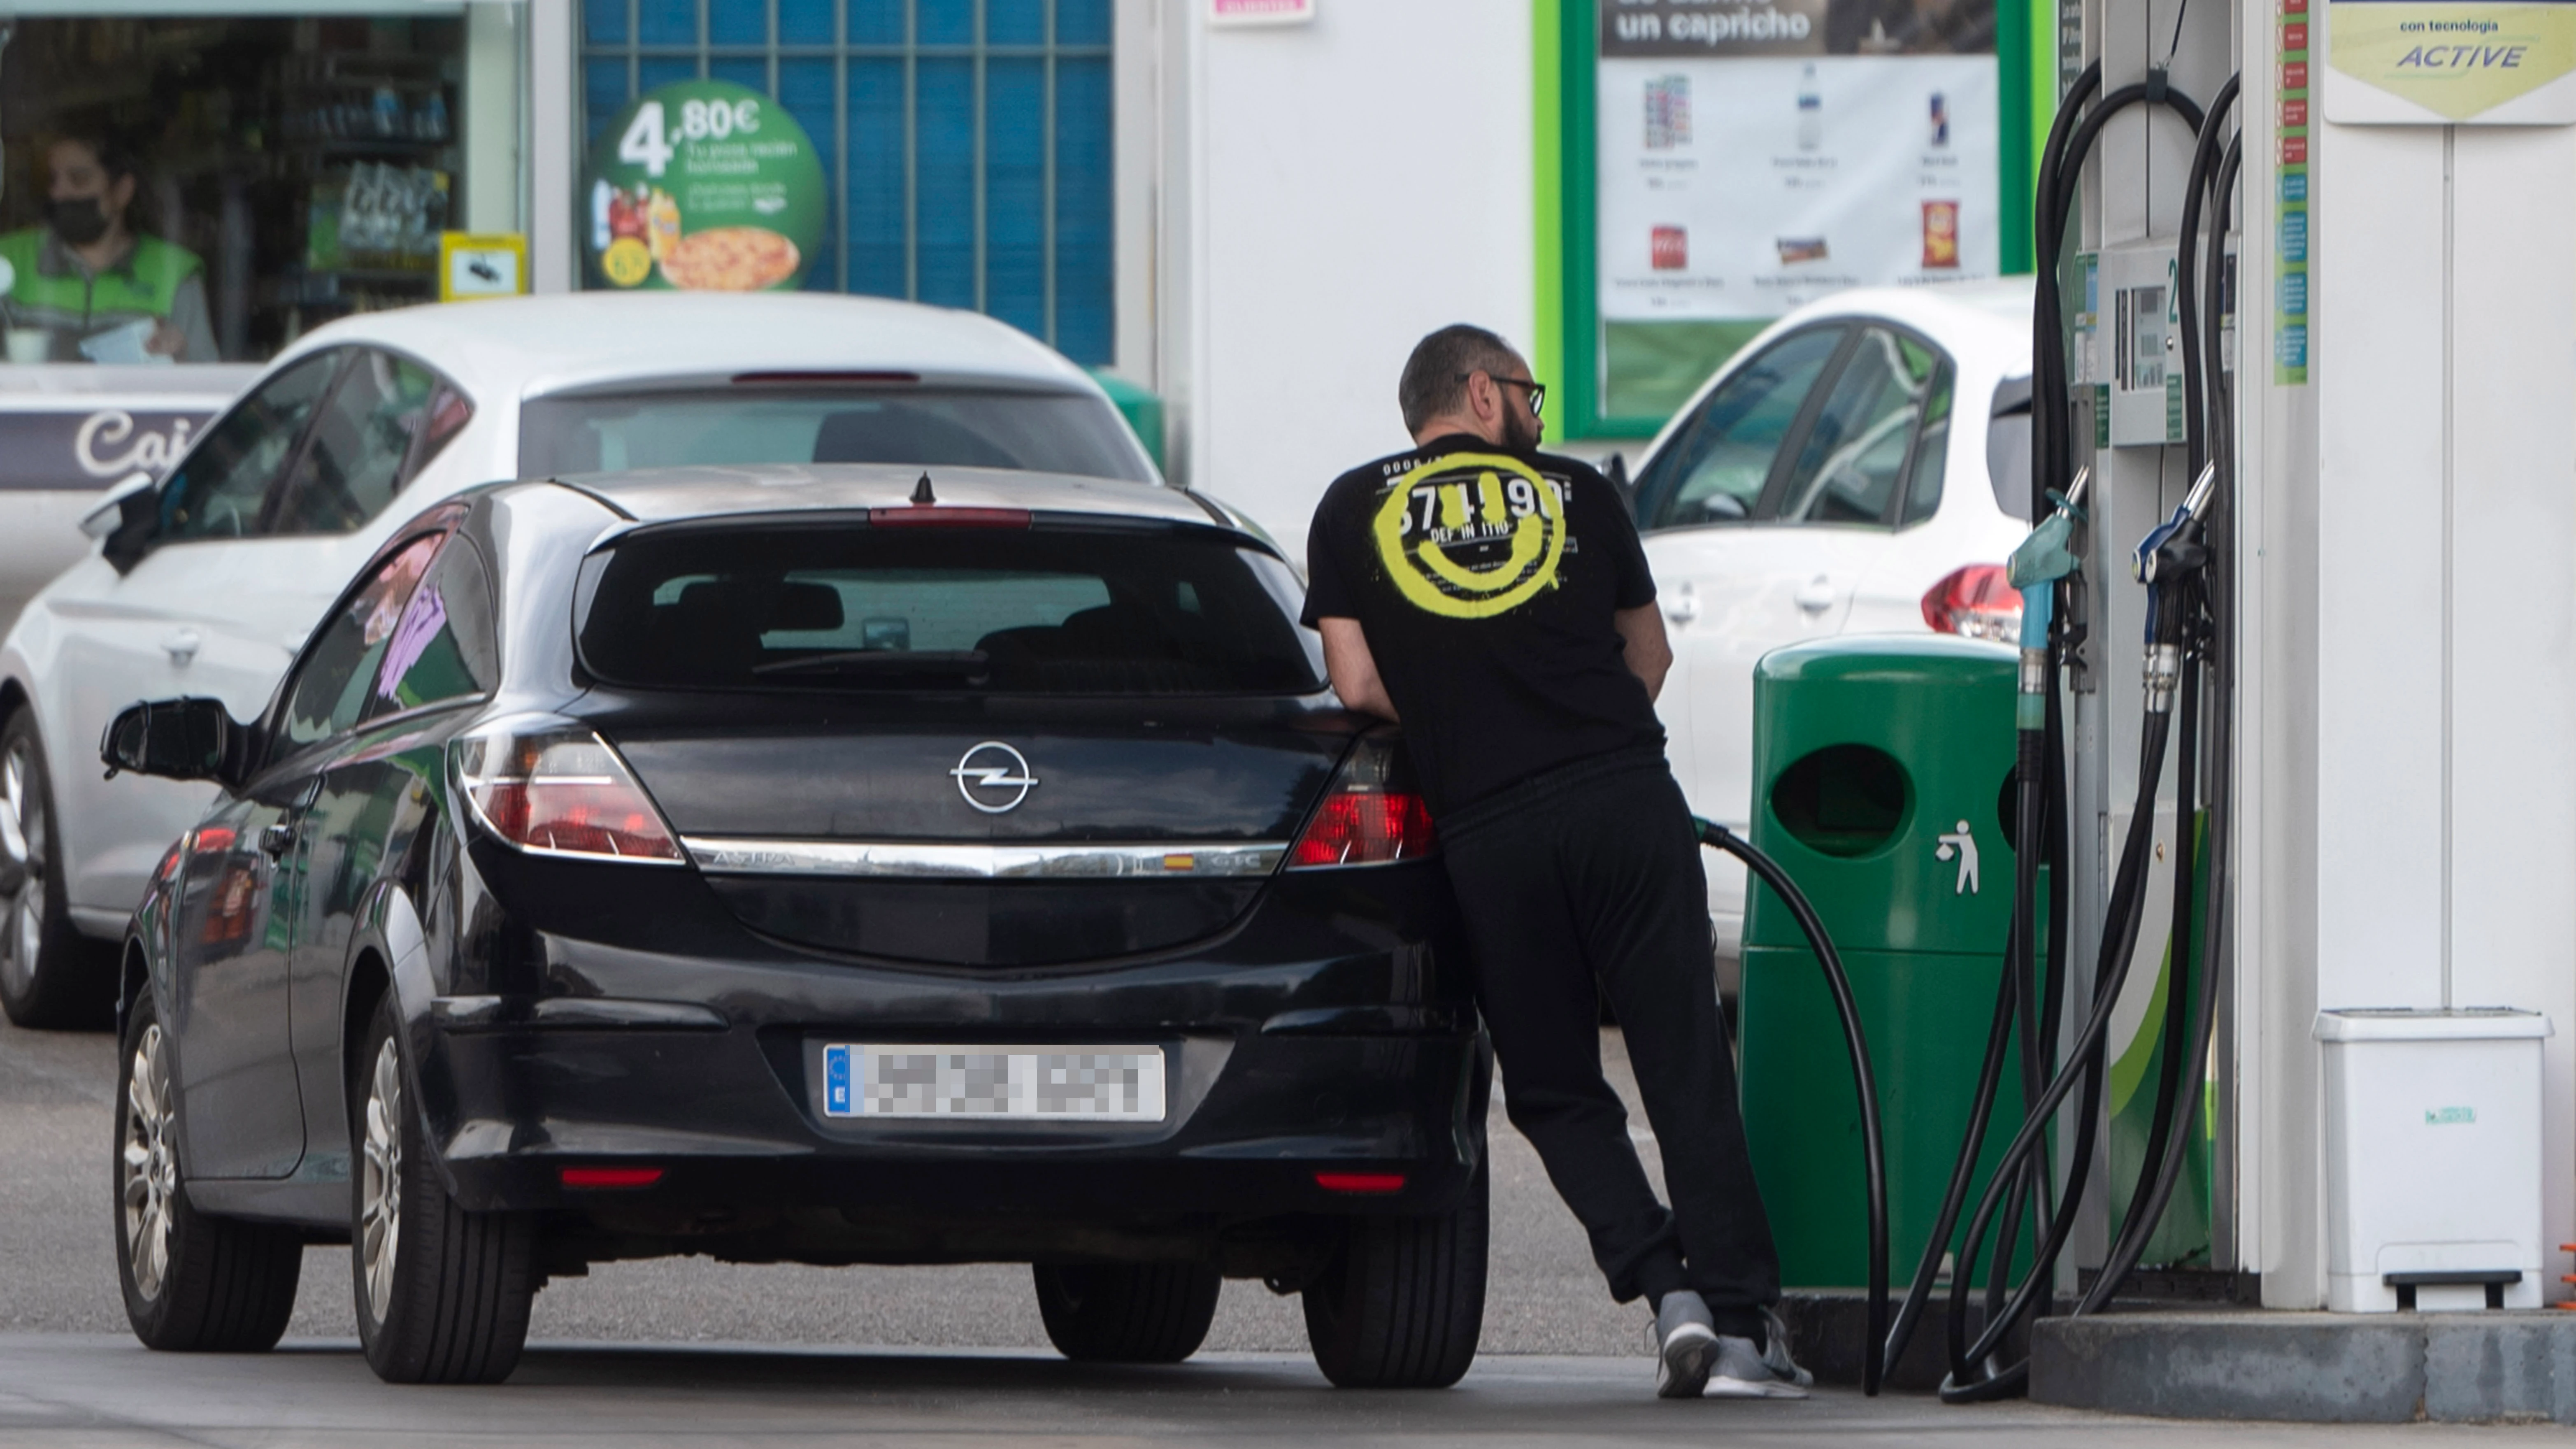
[911, 472, 936, 506]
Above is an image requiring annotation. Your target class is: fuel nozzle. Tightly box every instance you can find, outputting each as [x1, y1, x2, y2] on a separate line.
[2005, 467, 2089, 724]
[2132, 464, 2217, 713]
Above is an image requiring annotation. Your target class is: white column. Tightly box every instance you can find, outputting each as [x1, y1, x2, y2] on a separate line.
[526, 0, 579, 293]
[1183, 0, 1536, 551]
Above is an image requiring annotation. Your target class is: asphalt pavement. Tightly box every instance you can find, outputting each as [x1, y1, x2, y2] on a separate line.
[3, 1013, 2536, 1444]
[0, 1008, 1648, 1354]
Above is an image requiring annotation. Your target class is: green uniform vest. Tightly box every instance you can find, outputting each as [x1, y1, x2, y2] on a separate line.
[0, 229, 202, 325]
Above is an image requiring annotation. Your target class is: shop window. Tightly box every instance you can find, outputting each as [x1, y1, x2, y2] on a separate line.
[581, 0, 1115, 364]
[0, 10, 523, 365]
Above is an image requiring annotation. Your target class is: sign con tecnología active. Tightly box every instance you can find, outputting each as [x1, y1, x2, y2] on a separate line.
[2325, 0, 2576, 123]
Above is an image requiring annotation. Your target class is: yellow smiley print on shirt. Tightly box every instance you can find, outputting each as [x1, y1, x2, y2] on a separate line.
[1371, 453, 1567, 619]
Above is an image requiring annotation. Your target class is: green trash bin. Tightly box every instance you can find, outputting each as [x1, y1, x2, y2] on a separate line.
[1737, 635, 2036, 1290]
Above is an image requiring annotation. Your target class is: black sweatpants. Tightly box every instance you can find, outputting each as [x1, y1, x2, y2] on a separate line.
[1439, 745, 1781, 1336]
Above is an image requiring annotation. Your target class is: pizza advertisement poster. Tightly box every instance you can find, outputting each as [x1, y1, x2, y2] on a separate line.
[585, 79, 828, 292]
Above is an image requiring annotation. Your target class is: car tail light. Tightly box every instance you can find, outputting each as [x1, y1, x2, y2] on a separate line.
[1921, 564, 2022, 642]
[454, 727, 684, 863]
[1287, 737, 1437, 869]
[1315, 1172, 1407, 1194]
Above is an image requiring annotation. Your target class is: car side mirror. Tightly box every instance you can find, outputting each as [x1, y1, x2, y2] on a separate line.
[100, 698, 244, 784]
[1700, 493, 1749, 522]
[98, 480, 162, 575]
[1987, 374, 2035, 522]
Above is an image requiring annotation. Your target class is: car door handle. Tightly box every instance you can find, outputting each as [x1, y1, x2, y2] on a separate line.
[1794, 577, 1837, 614]
[258, 823, 297, 859]
[161, 628, 202, 664]
[1663, 591, 1701, 624]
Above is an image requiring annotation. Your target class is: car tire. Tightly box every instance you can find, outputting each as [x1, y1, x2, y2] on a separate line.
[1033, 1262, 1222, 1364]
[1300, 1165, 1489, 1389]
[0, 712, 110, 1029]
[351, 994, 535, 1384]
[114, 991, 302, 1351]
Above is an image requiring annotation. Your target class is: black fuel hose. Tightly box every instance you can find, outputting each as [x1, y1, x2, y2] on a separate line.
[2081, 83, 2239, 1314]
[2076, 130, 2243, 1319]
[2176, 75, 2244, 479]
[1940, 705, 2173, 1399]
[1947, 96, 2236, 1382]
[1694, 818, 1889, 1396]
[1894, 70, 2209, 1402]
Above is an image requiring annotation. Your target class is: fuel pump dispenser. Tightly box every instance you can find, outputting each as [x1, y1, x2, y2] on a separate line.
[1694, 25, 2255, 1396]
[1697, 0, 2576, 1396]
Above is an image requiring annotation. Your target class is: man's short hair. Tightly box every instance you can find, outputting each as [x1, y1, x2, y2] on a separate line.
[1399, 324, 1523, 435]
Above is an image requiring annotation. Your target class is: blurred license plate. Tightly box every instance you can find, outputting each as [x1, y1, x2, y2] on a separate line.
[821, 1044, 1166, 1121]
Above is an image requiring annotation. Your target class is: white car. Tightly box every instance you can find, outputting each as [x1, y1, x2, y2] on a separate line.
[0, 292, 1158, 1026]
[1625, 279, 2035, 961]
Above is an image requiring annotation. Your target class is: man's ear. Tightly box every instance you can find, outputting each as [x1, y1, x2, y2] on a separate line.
[108, 173, 138, 214]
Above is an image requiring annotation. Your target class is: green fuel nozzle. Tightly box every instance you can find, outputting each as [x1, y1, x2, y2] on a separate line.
[2006, 467, 2088, 724]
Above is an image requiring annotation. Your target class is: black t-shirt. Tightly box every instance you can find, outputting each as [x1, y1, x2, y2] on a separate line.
[1302, 433, 1665, 814]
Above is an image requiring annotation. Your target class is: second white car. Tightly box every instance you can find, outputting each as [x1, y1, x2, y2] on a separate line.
[0, 291, 1160, 1026]
[1624, 279, 2036, 961]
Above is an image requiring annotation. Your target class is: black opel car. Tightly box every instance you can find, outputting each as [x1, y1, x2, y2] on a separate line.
[102, 466, 1487, 1386]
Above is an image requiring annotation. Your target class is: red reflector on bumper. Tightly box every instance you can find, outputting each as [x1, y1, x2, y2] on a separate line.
[1314, 1172, 1407, 1195]
[560, 1167, 664, 1189]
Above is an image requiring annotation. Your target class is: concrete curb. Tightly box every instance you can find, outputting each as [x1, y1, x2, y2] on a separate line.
[2030, 1311, 2576, 1423]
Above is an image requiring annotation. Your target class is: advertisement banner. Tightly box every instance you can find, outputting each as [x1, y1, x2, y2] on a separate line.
[1597, 53, 2000, 325]
[0, 407, 214, 492]
[2324, 0, 2576, 123]
[585, 79, 828, 291]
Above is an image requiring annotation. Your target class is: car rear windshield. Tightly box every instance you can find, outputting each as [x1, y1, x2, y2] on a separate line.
[518, 387, 1153, 483]
[576, 524, 1324, 695]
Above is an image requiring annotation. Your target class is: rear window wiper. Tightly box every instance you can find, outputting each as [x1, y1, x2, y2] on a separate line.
[749, 648, 990, 679]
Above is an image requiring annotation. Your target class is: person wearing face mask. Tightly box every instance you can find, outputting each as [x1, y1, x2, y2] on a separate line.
[0, 122, 217, 363]
[1301, 325, 1809, 1401]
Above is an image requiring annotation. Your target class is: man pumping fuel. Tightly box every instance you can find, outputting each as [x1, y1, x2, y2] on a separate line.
[1303, 324, 1811, 1400]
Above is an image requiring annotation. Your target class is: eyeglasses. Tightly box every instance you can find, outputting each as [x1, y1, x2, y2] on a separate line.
[1459, 372, 1546, 418]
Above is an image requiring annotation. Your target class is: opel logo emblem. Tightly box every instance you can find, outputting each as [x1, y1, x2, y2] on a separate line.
[951, 741, 1039, 814]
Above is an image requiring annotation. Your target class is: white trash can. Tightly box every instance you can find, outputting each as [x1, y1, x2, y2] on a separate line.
[2316, 1007, 2551, 1312]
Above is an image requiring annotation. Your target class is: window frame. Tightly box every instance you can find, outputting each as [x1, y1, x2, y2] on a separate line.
[1751, 323, 1958, 533]
[575, 8, 1118, 363]
[1634, 322, 1848, 535]
[148, 346, 353, 551]
[255, 502, 486, 778]
[260, 344, 476, 539]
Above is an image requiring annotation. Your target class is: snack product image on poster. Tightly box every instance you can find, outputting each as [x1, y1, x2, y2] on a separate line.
[585, 78, 826, 291]
[1596, 0, 1999, 325]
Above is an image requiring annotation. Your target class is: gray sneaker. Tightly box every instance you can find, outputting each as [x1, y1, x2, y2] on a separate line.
[1706, 1307, 1812, 1399]
[1650, 1291, 1720, 1399]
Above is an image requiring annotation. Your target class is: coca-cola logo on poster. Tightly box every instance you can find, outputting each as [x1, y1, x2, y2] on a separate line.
[0, 407, 217, 492]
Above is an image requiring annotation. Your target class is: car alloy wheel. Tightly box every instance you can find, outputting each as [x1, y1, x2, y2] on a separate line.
[0, 733, 48, 1007]
[351, 995, 535, 1384]
[359, 1035, 403, 1322]
[114, 991, 300, 1351]
[0, 715, 105, 1029]
[120, 1023, 178, 1300]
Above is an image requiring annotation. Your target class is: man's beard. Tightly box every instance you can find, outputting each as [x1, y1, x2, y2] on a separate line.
[1502, 405, 1541, 452]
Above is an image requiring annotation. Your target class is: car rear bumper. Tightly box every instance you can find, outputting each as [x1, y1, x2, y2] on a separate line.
[414, 847, 1482, 1266]
[414, 948, 1486, 1237]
